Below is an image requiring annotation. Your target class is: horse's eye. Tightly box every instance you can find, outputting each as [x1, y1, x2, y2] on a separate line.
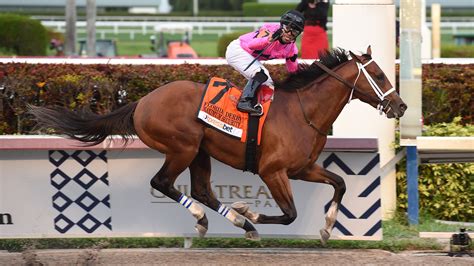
[375, 74, 385, 81]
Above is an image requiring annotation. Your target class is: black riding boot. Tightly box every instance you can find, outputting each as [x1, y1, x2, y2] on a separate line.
[237, 71, 268, 115]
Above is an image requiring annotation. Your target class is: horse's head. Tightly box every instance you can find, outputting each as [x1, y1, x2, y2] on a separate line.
[348, 46, 407, 118]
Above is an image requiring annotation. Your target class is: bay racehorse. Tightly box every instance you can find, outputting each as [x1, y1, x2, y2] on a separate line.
[29, 46, 406, 245]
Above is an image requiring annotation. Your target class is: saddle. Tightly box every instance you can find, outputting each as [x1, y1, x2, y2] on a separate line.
[197, 77, 273, 173]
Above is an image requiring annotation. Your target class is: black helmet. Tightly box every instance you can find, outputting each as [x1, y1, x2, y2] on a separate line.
[280, 10, 305, 34]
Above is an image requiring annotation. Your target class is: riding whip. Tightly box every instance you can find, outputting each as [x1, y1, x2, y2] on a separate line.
[243, 19, 297, 72]
[243, 28, 282, 72]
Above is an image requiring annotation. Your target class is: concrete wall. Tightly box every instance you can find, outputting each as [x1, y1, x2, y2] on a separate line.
[331, 0, 397, 220]
[1, 136, 383, 240]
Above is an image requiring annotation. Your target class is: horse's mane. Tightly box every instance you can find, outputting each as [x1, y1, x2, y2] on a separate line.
[275, 48, 350, 91]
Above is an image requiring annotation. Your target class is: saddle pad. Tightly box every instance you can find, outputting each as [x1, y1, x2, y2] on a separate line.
[197, 77, 272, 144]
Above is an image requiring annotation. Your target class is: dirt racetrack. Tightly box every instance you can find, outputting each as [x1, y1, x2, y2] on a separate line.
[1, 248, 473, 265]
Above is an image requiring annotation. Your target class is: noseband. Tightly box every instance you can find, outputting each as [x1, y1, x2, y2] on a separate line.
[314, 59, 396, 115]
[353, 59, 396, 114]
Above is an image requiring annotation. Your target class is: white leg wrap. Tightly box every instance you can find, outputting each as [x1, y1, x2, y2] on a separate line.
[231, 201, 260, 223]
[218, 204, 245, 227]
[179, 194, 204, 220]
[245, 210, 260, 224]
[324, 201, 339, 231]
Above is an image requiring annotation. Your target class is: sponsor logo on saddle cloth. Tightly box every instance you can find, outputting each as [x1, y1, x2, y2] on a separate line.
[197, 77, 272, 144]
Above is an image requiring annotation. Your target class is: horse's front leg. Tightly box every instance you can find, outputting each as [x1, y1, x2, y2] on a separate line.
[232, 170, 298, 225]
[232, 164, 345, 245]
[295, 164, 346, 245]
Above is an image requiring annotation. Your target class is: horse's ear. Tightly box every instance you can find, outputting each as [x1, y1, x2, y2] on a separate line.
[349, 51, 361, 62]
[366, 45, 372, 56]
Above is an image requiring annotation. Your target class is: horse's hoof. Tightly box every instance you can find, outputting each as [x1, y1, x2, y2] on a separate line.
[231, 201, 249, 215]
[245, 230, 260, 241]
[319, 229, 330, 246]
[195, 224, 208, 238]
[195, 216, 208, 238]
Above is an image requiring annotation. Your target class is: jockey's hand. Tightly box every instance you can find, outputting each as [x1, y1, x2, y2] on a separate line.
[270, 28, 283, 42]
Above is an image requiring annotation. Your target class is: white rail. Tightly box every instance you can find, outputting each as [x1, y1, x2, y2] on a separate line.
[1, 57, 472, 65]
[40, 20, 473, 37]
[416, 136, 474, 164]
[32, 15, 474, 23]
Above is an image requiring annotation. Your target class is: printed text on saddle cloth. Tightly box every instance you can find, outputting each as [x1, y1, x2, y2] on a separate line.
[197, 77, 272, 144]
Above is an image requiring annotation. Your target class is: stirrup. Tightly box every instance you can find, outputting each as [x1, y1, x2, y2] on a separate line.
[237, 101, 263, 116]
[250, 103, 263, 116]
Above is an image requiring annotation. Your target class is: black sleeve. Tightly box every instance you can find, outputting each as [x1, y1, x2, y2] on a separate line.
[287, 53, 298, 62]
[296, 0, 307, 12]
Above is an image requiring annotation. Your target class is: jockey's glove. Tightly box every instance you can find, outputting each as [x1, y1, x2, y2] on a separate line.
[271, 28, 283, 42]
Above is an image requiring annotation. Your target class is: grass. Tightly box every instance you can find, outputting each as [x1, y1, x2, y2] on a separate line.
[0, 47, 15, 56]
[1, 213, 471, 253]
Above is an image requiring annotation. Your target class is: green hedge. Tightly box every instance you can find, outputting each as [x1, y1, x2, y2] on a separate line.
[420, 63, 473, 125]
[0, 14, 48, 56]
[393, 63, 473, 125]
[243, 3, 297, 16]
[217, 32, 247, 57]
[0, 47, 15, 56]
[242, 2, 332, 17]
[395, 117, 474, 222]
[441, 45, 474, 58]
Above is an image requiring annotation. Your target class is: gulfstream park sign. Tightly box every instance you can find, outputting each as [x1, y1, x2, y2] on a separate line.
[0, 213, 13, 225]
[0, 136, 382, 240]
[151, 185, 276, 208]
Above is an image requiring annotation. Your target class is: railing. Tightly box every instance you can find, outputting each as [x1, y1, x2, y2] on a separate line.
[33, 15, 281, 22]
[416, 136, 474, 164]
[32, 15, 474, 23]
[1, 58, 473, 65]
[39, 19, 473, 39]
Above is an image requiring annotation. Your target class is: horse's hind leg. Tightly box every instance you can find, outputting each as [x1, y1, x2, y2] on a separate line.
[189, 149, 260, 240]
[150, 153, 207, 236]
[232, 170, 298, 225]
[294, 164, 346, 245]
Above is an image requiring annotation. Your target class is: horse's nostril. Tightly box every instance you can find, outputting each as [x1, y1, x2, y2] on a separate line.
[400, 103, 407, 112]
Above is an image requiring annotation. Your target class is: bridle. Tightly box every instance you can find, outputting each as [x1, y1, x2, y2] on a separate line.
[353, 59, 396, 114]
[314, 58, 396, 115]
[297, 56, 397, 136]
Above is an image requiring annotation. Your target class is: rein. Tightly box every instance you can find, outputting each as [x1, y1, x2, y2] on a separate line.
[314, 61, 376, 103]
[296, 89, 327, 136]
[314, 60, 396, 114]
[314, 61, 356, 92]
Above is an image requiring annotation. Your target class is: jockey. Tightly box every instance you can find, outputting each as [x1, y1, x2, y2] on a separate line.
[225, 10, 305, 115]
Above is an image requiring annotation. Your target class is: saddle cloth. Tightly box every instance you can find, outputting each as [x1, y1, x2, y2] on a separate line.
[197, 77, 273, 144]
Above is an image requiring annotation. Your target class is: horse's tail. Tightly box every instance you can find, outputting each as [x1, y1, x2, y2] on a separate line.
[28, 102, 138, 146]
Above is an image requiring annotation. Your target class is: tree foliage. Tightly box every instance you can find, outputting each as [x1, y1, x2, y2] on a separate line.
[0, 14, 48, 56]
[396, 117, 474, 222]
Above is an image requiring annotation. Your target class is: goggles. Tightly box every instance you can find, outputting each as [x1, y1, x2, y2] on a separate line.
[282, 25, 302, 38]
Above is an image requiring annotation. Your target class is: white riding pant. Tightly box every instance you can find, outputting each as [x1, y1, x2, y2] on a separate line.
[225, 39, 274, 89]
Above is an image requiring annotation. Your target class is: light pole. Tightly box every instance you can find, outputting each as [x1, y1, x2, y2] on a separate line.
[86, 0, 97, 57]
[193, 0, 199, 16]
[400, 0, 423, 225]
[65, 0, 76, 56]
